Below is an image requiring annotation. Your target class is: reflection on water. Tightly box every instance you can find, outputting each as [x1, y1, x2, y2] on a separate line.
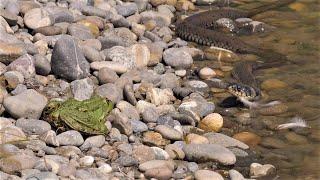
[196, 0, 319, 179]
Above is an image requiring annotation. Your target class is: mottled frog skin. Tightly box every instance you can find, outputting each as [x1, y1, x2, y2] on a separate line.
[43, 96, 113, 135]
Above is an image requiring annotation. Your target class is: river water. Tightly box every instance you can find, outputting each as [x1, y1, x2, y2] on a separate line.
[193, 0, 319, 179]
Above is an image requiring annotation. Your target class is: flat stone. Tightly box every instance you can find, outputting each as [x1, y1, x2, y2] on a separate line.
[0, 42, 26, 64]
[68, 23, 94, 40]
[7, 54, 35, 78]
[95, 83, 123, 103]
[145, 167, 173, 180]
[70, 78, 94, 101]
[155, 125, 183, 140]
[204, 132, 249, 149]
[163, 47, 193, 69]
[16, 119, 51, 135]
[56, 130, 84, 146]
[139, 160, 175, 171]
[91, 61, 128, 74]
[195, 170, 224, 180]
[183, 144, 236, 165]
[80, 135, 105, 151]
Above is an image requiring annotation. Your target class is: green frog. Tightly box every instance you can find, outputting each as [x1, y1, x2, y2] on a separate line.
[43, 96, 113, 135]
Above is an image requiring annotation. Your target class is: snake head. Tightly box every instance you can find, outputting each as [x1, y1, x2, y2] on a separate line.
[227, 83, 260, 101]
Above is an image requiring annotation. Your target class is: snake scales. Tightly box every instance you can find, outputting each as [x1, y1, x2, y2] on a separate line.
[175, 0, 295, 101]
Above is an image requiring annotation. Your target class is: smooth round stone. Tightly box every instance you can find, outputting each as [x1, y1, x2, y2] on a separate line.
[151, 147, 170, 160]
[199, 67, 216, 80]
[80, 135, 105, 151]
[0, 9, 18, 26]
[142, 107, 159, 123]
[233, 132, 261, 147]
[175, 69, 186, 77]
[56, 130, 84, 146]
[68, 24, 94, 40]
[163, 47, 193, 69]
[133, 145, 156, 163]
[79, 156, 94, 167]
[258, 103, 288, 116]
[195, 170, 223, 180]
[28, 172, 59, 180]
[142, 131, 170, 146]
[82, 45, 102, 62]
[24, 8, 53, 29]
[0, 125, 26, 144]
[3, 89, 47, 119]
[229, 169, 245, 180]
[98, 67, 119, 84]
[34, 54, 51, 76]
[145, 167, 173, 180]
[77, 20, 100, 37]
[261, 79, 288, 90]
[16, 119, 51, 135]
[131, 120, 148, 133]
[95, 83, 123, 103]
[164, 144, 185, 160]
[155, 125, 183, 140]
[183, 144, 236, 165]
[250, 163, 276, 178]
[199, 113, 223, 132]
[185, 133, 209, 144]
[0, 154, 38, 173]
[39, 130, 59, 147]
[139, 160, 175, 172]
[204, 132, 249, 149]
[34, 26, 62, 36]
[7, 54, 35, 78]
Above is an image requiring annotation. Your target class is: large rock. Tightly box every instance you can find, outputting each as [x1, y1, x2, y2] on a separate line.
[3, 89, 48, 119]
[51, 35, 90, 81]
[183, 144, 236, 165]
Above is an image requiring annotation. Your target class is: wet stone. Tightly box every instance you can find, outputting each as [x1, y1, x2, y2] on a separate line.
[183, 144, 236, 165]
[204, 132, 249, 149]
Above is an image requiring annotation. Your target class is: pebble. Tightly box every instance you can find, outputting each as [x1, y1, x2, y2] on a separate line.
[145, 167, 173, 180]
[163, 47, 193, 69]
[4, 71, 24, 89]
[39, 130, 60, 147]
[194, 170, 224, 180]
[98, 67, 119, 84]
[139, 160, 175, 171]
[51, 35, 90, 81]
[80, 135, 106, 151]
[15, 118, 51, 135]
[199, 67, 216, 80]
[204, 132, 249, 149]
[199, 113, 224, 132]
[98, 163, 113, 174]
[185, 133, 209, 144]
[82, 45, 102, 62]
[132, 145, 156, 163]
[183, 144, 236, 165]
[175, 69, 186, 77]
[0, 42, 26, 64]
[131, 120, 148, 133]
[7, 54, 35, 78]
[34, 54, 51, 76]
[258, 103, 288, 116]
[165, 144, 185, 159]
[115, 3, 138, 17]
[56, 130, 84, 146]
[95, 83, 123, 103]
[146, 88, 175, 106]
[0, 154, 38, 173]
[79, 156, 95, 167]
[0, 125, 26, 144]
[71, 78, 94, 101]
[3, 89, 48, 119]
[155, 125, 183, 140]
[233, 132, 261, 147]
[24, 8, 53, 29]
[34, 26, 63, 36]
[151, 146, 170, 160]
[229, 169, 245, 180]
[29, 172, 59, 180]
[143, 131, 170, 146]
[68, 23, 94, 40]
[250, 163, 276, 178]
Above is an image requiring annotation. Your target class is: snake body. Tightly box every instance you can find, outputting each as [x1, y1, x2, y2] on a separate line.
[175, 0, 295, 100]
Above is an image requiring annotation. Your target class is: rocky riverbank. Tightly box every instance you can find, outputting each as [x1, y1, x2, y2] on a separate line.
[0, 0, 281, 179]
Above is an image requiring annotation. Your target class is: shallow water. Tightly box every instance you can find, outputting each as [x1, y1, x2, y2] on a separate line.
[194, 0, 319, 179]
